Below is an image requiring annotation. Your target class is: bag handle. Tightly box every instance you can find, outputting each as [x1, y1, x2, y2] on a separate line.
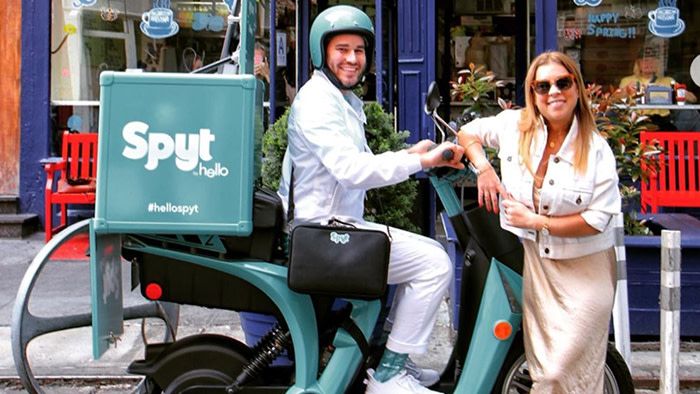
[287, 166, 392, 240]
[287, 166, 295, 225]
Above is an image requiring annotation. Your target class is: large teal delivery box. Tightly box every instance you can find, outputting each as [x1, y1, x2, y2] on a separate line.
[94, 71, 263, 235]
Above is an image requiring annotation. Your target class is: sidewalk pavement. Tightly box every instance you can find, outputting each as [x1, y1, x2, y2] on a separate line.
[1, 232, 699, 392]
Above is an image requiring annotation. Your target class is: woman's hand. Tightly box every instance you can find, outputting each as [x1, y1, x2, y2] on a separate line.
[477, 166, 507, 213]
[501, 198, 542, 230]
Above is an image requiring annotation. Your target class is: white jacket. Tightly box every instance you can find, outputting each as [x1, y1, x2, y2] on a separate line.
[278, 70, 422, 224]
[462, 109, 621, 259]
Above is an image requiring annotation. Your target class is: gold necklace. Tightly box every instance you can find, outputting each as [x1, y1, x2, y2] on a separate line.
[548, 134, 565, 149]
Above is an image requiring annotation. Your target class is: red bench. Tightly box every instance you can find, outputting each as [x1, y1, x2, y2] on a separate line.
[44, 131, 98, 242]
[640, 131, 700, 214]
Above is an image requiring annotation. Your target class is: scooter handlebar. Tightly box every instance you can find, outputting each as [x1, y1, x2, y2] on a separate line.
[428, 143, 455, 161]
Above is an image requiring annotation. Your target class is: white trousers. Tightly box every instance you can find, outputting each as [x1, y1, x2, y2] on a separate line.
[363, 222, 453, 354]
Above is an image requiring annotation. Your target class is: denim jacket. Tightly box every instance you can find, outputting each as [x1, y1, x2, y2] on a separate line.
[278, 70, 422, 224]
[463, 109, 621, 259]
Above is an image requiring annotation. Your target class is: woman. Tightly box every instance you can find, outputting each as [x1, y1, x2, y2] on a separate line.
[457, 51, 621, 393]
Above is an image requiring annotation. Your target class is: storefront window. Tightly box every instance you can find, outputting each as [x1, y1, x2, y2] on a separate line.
[49, 0, 301, 152]
[557, 0, 700, 130]
[557, 0, 700, 101]
[265, 1, 298, 122]
[440, 0, 531, 124]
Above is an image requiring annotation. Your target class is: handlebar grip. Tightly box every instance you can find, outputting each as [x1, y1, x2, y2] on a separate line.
[442, 149, 454, 161]
[428, 143, 454, 161]
[428, 144, 455, 161]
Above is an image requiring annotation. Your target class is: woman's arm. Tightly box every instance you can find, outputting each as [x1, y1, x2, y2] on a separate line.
[457, 112, 515, 213]
[500, 200, 600, 237]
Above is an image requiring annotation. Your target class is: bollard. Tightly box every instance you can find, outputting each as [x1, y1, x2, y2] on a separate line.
[612, 213, 632, 368]
[660, 230, 681, 394]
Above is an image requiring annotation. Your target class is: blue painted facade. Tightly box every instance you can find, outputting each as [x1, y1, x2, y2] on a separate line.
[397, 0, 436, 144]
[19, 0, 51, 219]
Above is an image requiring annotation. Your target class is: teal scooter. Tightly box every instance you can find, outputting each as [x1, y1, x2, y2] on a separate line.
[111, 82, 632, 392]
[107, 88, 635, 392]
[10, 1, 633, 392]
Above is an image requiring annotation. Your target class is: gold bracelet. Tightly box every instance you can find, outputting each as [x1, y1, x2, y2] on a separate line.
[477, 164, 494, 176]
[541, 215, 551, 235]
[464, 140, 481, 150]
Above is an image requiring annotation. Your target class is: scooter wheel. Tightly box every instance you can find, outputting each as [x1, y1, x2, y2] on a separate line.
[493, 338, 634, 394]
[492, 335, 530, 394]
[602, 343, 635, 394]
[128, 334, 252, 394]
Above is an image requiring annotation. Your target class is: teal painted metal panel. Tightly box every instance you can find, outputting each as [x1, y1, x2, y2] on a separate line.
[318, 299, 381, 393]
[89, 220, 124, 359]
[456, 259, 523, 393]
[121, 242, 380, 392]
[94, 71, 262, 236]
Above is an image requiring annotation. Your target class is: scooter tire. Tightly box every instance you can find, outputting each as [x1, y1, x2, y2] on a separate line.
[603, 343, 635, 394]
[493, 336, 634, 394]
[492, 335, 529, 394]
[130, 334, 252, 394]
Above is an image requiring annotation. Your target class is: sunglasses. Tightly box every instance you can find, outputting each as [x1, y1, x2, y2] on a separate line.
[532, 74, 575, 95]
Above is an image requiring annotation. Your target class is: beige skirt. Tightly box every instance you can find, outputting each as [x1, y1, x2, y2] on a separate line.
[522, 240, 616, 394]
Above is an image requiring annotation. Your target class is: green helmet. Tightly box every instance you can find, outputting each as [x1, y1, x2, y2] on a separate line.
[309, 5, 375, 71]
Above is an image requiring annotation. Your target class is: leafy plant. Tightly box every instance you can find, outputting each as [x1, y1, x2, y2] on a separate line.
[450, 62, 506, 118]
[588, 84, 662, 235]
[450, 64, 512, 175]
[261, 108, 290, 191]
[261, 103, 419, 233]
[363, 103, 420, 233]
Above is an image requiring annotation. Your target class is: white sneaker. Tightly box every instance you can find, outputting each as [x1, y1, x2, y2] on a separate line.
[404, 357, 440, 387]
[365, 369, 443, 394]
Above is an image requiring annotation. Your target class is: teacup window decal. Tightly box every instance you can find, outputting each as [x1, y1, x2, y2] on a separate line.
[73, 0, 97, 8]
[573, 0, 602, 6]
[141, 0, 180, 40]
[648, 0, 685, 38]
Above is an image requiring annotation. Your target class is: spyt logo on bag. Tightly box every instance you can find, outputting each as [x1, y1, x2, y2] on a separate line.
[330, 231, 350, 245]
[121, 121, 229, 178]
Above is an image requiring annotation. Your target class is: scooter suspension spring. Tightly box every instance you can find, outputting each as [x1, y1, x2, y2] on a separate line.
[226, 326, 292, 393]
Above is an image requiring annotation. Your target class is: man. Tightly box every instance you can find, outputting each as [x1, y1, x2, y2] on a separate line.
[278, 5, 463, 393]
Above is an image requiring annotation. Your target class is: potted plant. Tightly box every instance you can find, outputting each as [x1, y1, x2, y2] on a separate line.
[450, 63, 515, 175]
[450, 62, 508, 124]
[588, 84, 659, 235]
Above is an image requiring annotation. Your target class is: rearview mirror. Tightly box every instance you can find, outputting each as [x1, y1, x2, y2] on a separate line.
[424, 81, 442, 115]
[424, 81, 458, 140]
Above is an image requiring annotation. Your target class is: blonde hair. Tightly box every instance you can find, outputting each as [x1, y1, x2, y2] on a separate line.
[518, 51, 596, 175]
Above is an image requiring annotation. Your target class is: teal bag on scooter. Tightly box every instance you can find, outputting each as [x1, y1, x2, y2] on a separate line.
[287, 221, 391, 299]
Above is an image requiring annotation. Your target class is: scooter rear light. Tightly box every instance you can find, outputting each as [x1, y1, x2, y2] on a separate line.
[145, 282, 163, 300]
[493, 320, 513, 341]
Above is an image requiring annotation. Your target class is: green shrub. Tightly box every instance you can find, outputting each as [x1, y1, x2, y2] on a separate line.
[589, 85, 660, 235]
[261, 103, 419, 233]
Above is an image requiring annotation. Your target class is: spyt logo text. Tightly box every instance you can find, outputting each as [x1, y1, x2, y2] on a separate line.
[121, 121, 229, 178]
[330, 232, 350, 245]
